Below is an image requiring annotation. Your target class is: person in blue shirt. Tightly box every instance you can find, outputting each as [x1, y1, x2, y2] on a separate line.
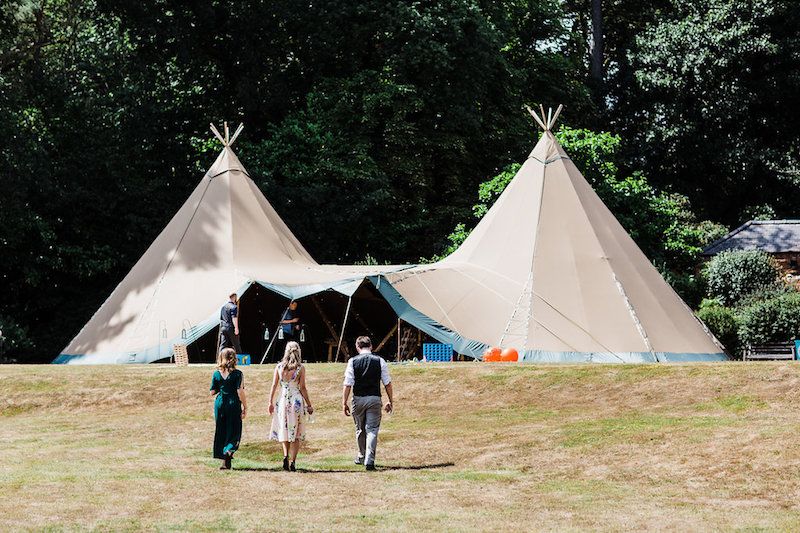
[280, 301, 301, 339]
[219, 293, 242, 353]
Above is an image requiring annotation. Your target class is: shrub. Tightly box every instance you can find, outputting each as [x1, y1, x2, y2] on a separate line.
[696, 299, 740, 357]
[661, 269, 707, 309]
[0, 315, 33, 362]
[703, 250, 781, 306]
[738, 292, 800, 347]
[736, 283, 795, 309]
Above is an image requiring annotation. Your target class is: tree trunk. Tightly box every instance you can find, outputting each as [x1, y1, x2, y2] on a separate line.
[590, 0, 605, 105]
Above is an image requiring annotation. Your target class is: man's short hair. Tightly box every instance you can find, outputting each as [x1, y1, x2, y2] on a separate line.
[356, 336, 372, 350]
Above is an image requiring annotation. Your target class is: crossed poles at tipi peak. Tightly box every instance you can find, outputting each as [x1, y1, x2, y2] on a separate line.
[210, 121, 245, 148]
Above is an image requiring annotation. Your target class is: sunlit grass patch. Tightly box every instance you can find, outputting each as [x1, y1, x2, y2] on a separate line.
[412, 469, 521, 483]
[477, 405, 557, 423]
[0, 403, 35, 416]
[537, 478, 630, 499]
[301, 454, 364, 472]
[158, 516, 238, 532]
[559, 413, 737, 447]
[694, 395, 768, 413]
[228, 441, 282, 469]
[606, 364, 675, 381]
[535, 366, 603, 386]
[389, 406, 555, 436]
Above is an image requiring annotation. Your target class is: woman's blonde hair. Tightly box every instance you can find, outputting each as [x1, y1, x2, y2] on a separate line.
[281, 341, 302, 370]
[218, 348, 237, 372]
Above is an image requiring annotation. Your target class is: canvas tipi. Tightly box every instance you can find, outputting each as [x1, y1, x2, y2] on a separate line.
[58, 123, 409, 364]
[57, 124, 320, 363]
[381, 106, 727, 362]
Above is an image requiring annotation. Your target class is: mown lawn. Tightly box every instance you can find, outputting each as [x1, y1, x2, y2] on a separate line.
[3, 362, 800, 531]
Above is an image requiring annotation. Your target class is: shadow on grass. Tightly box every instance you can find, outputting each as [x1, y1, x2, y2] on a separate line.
[234, 462, 455, 473]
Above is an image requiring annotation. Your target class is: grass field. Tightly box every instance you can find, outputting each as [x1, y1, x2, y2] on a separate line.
[3, 362, 800, 531]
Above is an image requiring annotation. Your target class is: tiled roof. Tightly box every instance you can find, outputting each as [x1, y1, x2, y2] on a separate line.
[702, 220, 800, 255]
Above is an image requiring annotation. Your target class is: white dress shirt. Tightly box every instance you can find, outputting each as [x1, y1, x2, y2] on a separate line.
[343, 353, 391, 386]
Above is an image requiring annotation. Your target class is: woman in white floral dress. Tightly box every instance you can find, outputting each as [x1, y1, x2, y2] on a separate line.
[269, 341, 314, 471]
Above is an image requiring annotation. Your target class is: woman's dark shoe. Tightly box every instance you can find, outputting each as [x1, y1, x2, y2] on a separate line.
[282, 456, 290, 471]
[224, 452, 232, 470]
[289, 461, 296, 472]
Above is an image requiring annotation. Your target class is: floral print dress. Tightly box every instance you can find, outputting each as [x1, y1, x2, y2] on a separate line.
[270, 363, 306, 442]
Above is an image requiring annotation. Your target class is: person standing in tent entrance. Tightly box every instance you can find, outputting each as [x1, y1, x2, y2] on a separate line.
[219, 292, 242, 354]
[342, 336, 393, 471]
[210, 348, 247, 470]
[280, 301, 302, 340]
[276, 301, 301, 362]
[269, 341, 314, 471]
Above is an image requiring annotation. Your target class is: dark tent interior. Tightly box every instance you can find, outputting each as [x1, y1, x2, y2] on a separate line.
[184, 280, 433, 364]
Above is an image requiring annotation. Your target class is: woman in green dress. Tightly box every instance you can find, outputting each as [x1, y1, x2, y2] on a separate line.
[210, 348, 247, 469]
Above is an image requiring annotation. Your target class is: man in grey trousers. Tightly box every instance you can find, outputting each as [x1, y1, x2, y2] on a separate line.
[342, 336, 394, 471]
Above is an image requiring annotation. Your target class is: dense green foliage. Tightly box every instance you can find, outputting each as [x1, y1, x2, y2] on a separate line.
[2, 0, 798, 361]
[696, 299, 739, 356]
[629, 0, 800, 223]
[703, 251, 782, 306]
[698, 251, 798, 356]
[738, 292, 800, 348]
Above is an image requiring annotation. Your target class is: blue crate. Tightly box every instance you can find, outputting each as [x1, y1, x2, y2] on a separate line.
[236, 353, 251, 366]
[423, 343, 453, 362]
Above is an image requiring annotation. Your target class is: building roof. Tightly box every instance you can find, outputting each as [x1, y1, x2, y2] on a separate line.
[702, 220, 800, 255]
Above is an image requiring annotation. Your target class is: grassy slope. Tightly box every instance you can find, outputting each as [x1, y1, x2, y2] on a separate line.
[2, 363, 800, 532]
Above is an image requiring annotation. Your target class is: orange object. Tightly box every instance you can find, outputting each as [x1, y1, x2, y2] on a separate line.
[500, 347, 519, 362]
[483, 347, 501, 362]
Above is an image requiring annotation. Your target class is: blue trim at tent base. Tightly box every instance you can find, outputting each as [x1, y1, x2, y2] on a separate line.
[54, 308, 223, 364]
[53, 354, 83, 364]
[53, 281, 253, 364]
[520, 350, 728, 363]
[54, 274, 729, 365]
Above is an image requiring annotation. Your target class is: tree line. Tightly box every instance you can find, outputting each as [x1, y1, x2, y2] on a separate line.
[2, 0, 798, 361]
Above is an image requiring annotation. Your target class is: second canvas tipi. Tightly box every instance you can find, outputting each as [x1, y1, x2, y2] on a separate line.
[382, 106, 727, 362]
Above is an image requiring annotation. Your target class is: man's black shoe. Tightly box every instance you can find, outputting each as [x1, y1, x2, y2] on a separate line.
[365, 464, 376, 471]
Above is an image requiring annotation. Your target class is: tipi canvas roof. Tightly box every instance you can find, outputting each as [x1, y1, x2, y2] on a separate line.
[382, 106, 727, 362]
[57, 124, 399, 363]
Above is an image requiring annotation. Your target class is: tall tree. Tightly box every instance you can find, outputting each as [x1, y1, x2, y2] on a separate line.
[627, 0, 800, 224]
[589, 0, 604, 103]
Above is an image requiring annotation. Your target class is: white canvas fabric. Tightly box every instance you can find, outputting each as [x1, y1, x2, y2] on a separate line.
[59, 146, 396, 363]
[383, 129, 725, 361]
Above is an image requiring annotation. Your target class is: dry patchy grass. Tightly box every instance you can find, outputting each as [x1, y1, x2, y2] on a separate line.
[3, 362, 800, 531]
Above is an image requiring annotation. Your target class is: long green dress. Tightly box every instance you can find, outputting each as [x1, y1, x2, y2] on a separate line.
[211, 369, 243, 459]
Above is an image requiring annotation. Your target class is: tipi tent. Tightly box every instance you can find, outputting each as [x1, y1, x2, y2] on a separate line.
[56, 124, 406, 364]
[381, 106, 727, 362]
[58, 111, 727, 364]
